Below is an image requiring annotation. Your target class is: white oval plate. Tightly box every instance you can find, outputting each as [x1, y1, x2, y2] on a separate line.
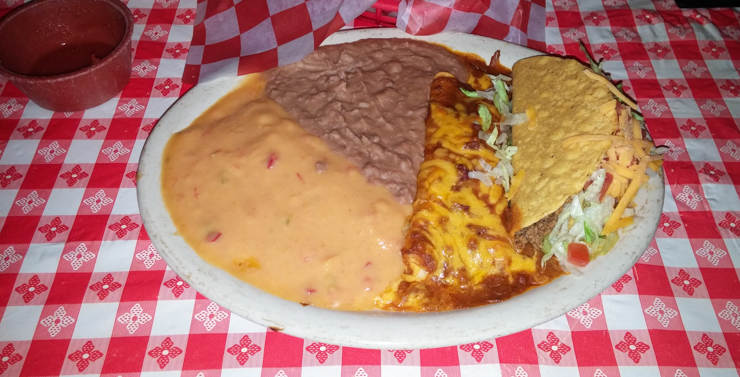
[138, 28, 664, 349]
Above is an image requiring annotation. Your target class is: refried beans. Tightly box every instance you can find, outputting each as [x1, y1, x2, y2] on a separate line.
[264, 39, 469, 204]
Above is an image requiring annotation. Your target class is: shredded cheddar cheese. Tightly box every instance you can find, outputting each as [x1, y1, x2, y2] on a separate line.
[632, 140, 647, 158]
[583, 69, 639, 111]
[648, 160, 663, 172]
[564, 106, 664, 235]
[601, 128, 652, 234]
[603, 159, 647, 234]
[632, 120, 643, 140]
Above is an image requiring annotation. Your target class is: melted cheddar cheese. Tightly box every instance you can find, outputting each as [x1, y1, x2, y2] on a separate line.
[377, 75, 561, 311]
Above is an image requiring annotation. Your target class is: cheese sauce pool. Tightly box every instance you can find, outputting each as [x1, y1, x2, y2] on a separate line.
[161, 76, 410, 311]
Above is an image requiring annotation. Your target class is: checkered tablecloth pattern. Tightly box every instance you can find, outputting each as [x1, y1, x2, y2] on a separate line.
[181, 0, 376, 83]
[0, 0, 739, 376]
[183, 0, 546, 84]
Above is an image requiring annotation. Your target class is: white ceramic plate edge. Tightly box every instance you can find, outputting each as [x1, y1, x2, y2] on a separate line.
[138, 29, 664, 349]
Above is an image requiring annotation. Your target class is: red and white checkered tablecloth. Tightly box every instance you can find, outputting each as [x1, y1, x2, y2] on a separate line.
[0, 0, 739, 376]
[182, 0, 546, 83]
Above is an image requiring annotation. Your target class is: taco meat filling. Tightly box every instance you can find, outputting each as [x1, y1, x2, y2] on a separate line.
[514, 205, 563, 252]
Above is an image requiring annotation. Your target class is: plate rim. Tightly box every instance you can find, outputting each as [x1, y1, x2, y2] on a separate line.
[138, 29, 664, 349]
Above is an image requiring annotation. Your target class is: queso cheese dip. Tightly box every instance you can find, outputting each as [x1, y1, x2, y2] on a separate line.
[161, 76, 410, 310]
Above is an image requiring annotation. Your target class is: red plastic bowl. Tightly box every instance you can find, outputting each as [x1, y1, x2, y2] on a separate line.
[0, 0, 134, 112]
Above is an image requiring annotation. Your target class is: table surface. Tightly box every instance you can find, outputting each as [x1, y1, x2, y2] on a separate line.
[0, 0, 739, 376]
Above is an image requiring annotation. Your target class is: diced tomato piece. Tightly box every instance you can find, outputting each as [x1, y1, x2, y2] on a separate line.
[599, 172, 613, 201]
[567, 243, 590, 267]
[583, 180, 593, 191]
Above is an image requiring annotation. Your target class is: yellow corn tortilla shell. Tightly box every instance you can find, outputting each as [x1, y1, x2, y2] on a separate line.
[509, 56, 619, 233]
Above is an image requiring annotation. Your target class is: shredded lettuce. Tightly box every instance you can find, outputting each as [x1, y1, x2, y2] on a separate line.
[476, 90, 495, 101]
[584, 223, 595, 243]
[487, 73, 512, 82]
[471, 131, 516, 193]
[462, 81, 526, 129]
[579, 41, 604, 74]
[615, 85, 645, 125]
[489, 159, 512, 192]
[584, 169, 606, 202]
[490, 143, 516, 192]
[468, 170, 493, 187]
[459, 88, 480, 98]
[494, 80, 510, 109]
[569, 196, 584, 218]
[541, 169, 620, 268]
[593, 232, 619, 257]
[478, 104, 492, 131]
[542, 236, 552, 254]
[496, 132, 508, 146]
[498, 113, 528, 126]
[485, 126, 499, 148]
[478, 158, 493, 172]
[486, 133, 498, 149]
[465, 81, 519, 193]
[495, 146, 518, 161]
[490, 78, 511, 116]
